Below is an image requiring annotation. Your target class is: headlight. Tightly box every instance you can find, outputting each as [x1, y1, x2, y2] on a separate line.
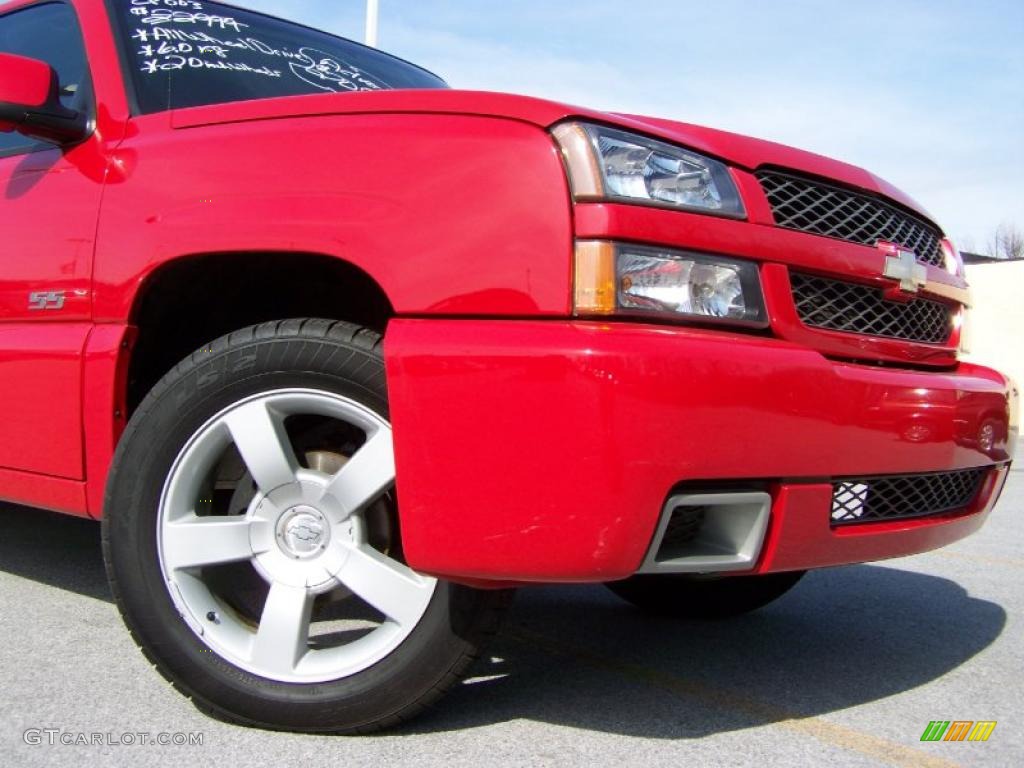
[574, 241, 767, 327]
[553, 122, 745, 218]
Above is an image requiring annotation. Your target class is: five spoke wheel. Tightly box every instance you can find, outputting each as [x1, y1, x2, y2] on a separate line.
[104, 320, 510, 732]
[158, 389, 436, 683]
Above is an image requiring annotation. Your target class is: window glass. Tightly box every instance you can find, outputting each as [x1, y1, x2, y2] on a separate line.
[111, 0, 447, 114]
[0, 2, 90, 156]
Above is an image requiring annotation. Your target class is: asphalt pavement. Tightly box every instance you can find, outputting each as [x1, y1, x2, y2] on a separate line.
[2, 450, 1021, 768]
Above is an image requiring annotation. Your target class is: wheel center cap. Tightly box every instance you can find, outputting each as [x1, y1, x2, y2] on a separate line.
[276, 505, 330, 559]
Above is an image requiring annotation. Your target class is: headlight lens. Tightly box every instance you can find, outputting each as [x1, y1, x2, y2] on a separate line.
[575, 241, 767, 327]
[554, 122, 744, 217]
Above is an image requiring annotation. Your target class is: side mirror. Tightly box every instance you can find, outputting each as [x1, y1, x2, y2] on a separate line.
[0, 52, 88, 144]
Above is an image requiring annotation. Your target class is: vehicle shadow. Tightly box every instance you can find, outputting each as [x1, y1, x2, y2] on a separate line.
[413, 569, 1006, 738]
[0, 503, 110, 602]
[0, 502, 1006, 739]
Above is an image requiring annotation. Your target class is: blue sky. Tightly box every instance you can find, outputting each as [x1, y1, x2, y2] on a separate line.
[241, 0, 1022, 250]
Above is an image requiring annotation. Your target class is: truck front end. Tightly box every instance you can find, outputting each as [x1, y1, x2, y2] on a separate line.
[386, 116, 1018, 585]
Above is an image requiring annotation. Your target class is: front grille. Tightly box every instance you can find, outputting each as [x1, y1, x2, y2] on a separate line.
[831, 468, 987, 525]
[758, 171, 944, 267]
[791, 272, 953, 344]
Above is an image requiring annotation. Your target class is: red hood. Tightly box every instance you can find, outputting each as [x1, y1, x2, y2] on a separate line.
[171, 88, 934, 222]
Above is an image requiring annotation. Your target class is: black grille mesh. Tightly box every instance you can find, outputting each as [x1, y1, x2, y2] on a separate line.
[758, 171, 944, 267]
[791, 273, 953, 344]
[832, 468, 987, 525]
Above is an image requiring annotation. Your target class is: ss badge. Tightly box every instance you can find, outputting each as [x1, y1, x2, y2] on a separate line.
[28, 291, 66, 311]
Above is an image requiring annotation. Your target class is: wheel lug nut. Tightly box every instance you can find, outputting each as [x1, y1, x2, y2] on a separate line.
[206, 611, 220, 624]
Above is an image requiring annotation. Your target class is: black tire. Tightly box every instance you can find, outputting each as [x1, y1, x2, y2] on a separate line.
[606, 571, 806, 619]
[102, 319, 512, 733]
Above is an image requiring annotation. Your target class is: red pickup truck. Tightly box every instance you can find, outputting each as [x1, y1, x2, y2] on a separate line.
[0, 0, 1017, 733]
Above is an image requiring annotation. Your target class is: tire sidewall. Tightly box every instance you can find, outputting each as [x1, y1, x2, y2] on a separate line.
[105, 332, 486, 731]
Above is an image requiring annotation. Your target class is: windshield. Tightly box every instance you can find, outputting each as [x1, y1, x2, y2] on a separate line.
[111, 0, 447, 114]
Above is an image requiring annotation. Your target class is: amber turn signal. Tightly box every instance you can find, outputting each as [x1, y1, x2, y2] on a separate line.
[573, 241, 617, 315]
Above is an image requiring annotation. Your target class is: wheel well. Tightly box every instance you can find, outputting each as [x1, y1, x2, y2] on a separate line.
[126, 252, 393, 415]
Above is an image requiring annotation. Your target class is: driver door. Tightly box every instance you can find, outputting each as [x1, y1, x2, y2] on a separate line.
[0, 1, 102, 480]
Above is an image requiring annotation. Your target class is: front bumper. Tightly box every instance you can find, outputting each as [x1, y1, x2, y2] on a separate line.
[385, 319, 1016, 584]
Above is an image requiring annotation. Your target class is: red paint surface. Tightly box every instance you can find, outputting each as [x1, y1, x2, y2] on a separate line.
[93, 110, 574, 321]
[0, 1, 1014, 579]
[0, 52, 52, 108]
[386, 320, 1013, 582]
[760, 468, 1008, 573]
[82, 324, 133, 517]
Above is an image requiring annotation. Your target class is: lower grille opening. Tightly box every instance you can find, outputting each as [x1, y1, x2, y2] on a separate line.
[659, 505, 707, 552]
[640, 492, 771, 573]
[831, 468, 988, 526]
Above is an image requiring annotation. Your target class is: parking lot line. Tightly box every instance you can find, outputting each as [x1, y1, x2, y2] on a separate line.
[509, 627, 962, 768]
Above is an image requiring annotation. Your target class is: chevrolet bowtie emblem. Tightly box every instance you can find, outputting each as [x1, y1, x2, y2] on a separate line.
[879, 242, 927, 293]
